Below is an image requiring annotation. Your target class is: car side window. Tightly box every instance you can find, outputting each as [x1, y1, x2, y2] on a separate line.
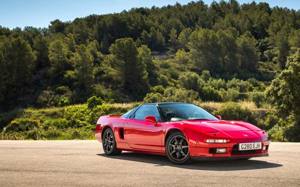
[133, 105, 160, 121]
[121, 107, 138, 118]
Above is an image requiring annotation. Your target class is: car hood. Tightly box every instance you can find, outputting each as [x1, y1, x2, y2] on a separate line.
[180, 120, 263, 139]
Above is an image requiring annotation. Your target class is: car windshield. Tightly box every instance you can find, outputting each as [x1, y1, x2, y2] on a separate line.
[158, 103, 218, 122]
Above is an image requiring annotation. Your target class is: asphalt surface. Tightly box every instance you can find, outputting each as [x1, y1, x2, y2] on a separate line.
[0, 141, 299, 187]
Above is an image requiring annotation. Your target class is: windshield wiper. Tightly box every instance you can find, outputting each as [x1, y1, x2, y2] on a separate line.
[187, 118, 211, 120]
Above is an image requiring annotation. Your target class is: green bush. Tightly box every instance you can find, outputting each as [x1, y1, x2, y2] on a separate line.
[44, 118, 69, 129]
[268, 119, 290, 142]
[200, 86, 222, 101]
[178, 72, 202, 92]
[36, 87, 72, 107]
[200, 70, 211, 81]
[207, 78, 226, 90]
[162, 87, 199, 103]
[220, 88, 240, 101]
[226, 78, 253, 92]
[5, 118, 40, 132]
[256, 111, 279, 130]
[215, 102, 256, 124]
[25, 129, 42, 140]
[63, 105, 92, 125]
[143, 86, 199, 103]
[144, 93, 163, 103]
[250, 92, 266, 107]
[150, 85, 165, 94]
[87, 96, 103, 110]
[43, 128, 63, 139]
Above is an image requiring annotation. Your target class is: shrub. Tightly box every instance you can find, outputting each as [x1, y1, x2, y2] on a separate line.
[268, 119, 289, 142]
[200, 70, 211, 81]
[44, 118, 69, 129]
[178, 72, 201, 92]
[200, 86, 222, 101]
[207, 78, 226, 90]
[227, 78, 253, 92]
[215, 102, 256, 124]
[250, 92, 266, 107]
[256, 111, 279, 130]
[150, 85, 165, 94]
[220, 88, 240, 101]
[36, 90, 56, 107]
[43, 128, 63, 139]
[285, 123, 300, 142]
[5, 118, 40, 132]
[163, 87, 199, 103]
[25, 129, 41, 140]
[57, 96, 71, 107]
[63, 105, 93, 126]
[144, 93, 163, 103]
[87, 96, 103, 110]
[36, 87, 72, 107]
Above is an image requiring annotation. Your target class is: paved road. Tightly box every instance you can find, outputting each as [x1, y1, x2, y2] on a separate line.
[0, 141, 299, 187]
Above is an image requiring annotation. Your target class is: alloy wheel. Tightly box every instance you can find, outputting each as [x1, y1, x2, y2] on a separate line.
[103, 129, 115, 154]
[167, 134, 189, 163]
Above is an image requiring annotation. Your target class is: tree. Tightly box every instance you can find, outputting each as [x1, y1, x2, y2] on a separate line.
[141, 28, 165, 51]
[266, 49, 300, 140]
[237, 34, 259, 73]
[273, 30, 290, 69]
[72, 45, 94, 102]
[49, 19, 66, 33]
[0, 36, 36, 110]
[109, 38, 149, 100]
[137, 45, 158, 86]
[289, 30, 300, 50]
[188, 29, 240, 76]
[188, 29, 222, 74]
[33, 35, 49, 69]
[168, 28, 178, 50]
[178, 72, 202, 92]
[178, 28, 192, 49]
[217, 30, 239, 75]
[48, 39, 71, 83]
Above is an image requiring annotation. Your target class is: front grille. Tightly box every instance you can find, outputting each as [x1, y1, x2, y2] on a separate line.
[231, 144, 260, 155]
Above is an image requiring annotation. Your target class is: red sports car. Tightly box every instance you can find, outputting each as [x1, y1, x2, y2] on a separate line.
[95, 102, 269, 164]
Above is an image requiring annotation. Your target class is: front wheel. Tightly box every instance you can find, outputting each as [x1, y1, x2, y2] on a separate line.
[102, 128, 121, 155]
[166, 132, 191, 164]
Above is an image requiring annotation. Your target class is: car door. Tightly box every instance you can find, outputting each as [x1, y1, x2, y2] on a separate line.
[125, 104, 164, 153]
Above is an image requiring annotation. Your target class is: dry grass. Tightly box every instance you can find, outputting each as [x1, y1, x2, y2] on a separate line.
[196, 101, 271, 112]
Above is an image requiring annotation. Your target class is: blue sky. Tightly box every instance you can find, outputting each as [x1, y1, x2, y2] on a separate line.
[0, 0, 299, 29]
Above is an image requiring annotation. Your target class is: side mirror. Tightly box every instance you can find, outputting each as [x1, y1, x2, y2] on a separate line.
[145, 115, 157, 124]
[216, 115, 222, 120]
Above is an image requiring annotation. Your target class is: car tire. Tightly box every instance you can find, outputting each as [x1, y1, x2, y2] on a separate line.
[166, 131, 191, 164]
[102, 128, 122, 155]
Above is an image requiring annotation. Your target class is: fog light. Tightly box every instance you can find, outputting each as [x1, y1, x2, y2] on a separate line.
[262, 145, 267, 150]
[216, 148, 227, 153]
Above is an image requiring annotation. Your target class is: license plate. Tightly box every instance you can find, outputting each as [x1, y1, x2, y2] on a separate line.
[239, 142, 262, 151]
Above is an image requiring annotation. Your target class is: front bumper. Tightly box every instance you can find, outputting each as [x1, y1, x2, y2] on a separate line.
[189, 140, 270, 159]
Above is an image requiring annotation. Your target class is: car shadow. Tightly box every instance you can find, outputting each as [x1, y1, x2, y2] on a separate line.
[97, 152, 282, 171]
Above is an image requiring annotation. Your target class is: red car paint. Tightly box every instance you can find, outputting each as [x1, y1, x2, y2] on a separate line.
[95, 106, 269, 159]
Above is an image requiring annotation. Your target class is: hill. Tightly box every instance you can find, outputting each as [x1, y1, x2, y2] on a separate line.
[0, 0, 300, 141]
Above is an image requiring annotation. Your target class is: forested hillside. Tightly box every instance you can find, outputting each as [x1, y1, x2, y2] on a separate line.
[0, 0, 300, 141]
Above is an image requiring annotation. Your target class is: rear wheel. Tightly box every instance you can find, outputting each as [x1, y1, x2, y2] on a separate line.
[102, 128, 121, 155]
[166, 132, 191, 164]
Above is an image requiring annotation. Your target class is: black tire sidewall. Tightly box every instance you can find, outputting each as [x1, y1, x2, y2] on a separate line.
[166, 132, 191, 164]
[102, 128, 120, 155]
